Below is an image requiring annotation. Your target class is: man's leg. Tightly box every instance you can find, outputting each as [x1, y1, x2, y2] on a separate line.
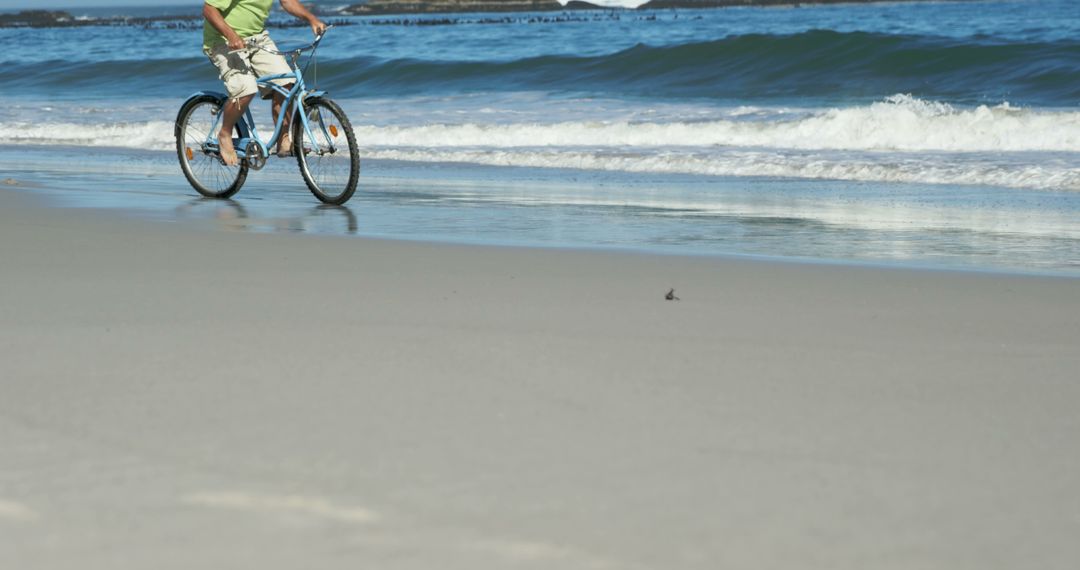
[218, 94, 254, 167]
[205, 43, 258, 167]
[271, 84, 295, 156]
[249, 34, 296, 157]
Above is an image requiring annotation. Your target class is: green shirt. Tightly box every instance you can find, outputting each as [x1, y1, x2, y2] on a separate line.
[203, 0, 274, 50]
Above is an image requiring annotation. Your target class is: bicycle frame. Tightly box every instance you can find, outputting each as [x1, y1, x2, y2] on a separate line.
[187, 32, 334, 164]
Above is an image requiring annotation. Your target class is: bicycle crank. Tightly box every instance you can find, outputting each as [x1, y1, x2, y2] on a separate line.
[244, 140, 268, 170]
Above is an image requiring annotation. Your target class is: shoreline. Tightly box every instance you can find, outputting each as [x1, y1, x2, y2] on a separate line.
[7, 179, 1078, 281]
[2, 140, 1078, 278]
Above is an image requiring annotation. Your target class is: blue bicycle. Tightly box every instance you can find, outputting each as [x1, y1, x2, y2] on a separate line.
[175, 29, 359, 205]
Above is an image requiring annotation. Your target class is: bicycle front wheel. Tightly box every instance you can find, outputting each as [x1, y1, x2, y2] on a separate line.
[176, 94, 247, 199]
[293, 97, 359, 205]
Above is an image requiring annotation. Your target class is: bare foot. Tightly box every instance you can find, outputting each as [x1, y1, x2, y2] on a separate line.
[218, 131, 239, 166]
[277, 134, 292, 157]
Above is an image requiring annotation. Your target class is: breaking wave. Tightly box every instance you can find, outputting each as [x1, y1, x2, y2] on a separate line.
[346, 96, 1080, 153]
[2, 96, 1077, 190]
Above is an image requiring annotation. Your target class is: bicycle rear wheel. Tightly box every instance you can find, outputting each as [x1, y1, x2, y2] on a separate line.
[293, 97, 359, 205]
[176, 94, 247, 199]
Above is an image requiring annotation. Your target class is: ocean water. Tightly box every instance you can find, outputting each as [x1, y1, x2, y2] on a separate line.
[1, 0, 1078, 273]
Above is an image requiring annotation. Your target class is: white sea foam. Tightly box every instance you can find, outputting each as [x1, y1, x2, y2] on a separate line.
[0, 120, 175, 151]
[350, 96, 1080, 153]
[361, 148, 1080, 191]
[2, 97, 1077, 190]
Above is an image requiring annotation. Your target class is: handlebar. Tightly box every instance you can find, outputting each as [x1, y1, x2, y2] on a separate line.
[229, 25, 332, 56]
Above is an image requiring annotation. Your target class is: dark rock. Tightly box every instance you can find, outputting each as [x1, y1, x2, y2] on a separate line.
[337, 0, 956, 16]
[0, 10, 74, 27]
[0, 10, 355, 30]
[636, 0, 924, 8]
[564, 1, 609, 9]
[342, 0, 565, 15]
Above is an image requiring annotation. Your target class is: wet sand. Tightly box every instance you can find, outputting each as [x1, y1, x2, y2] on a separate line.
[1, 187, 1079, 569]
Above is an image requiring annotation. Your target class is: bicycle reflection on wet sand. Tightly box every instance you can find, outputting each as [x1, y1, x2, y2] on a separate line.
[174, 199, 359, 235]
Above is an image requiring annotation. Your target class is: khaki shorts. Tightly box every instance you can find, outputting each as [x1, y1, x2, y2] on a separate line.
[204, 31, 293, 102]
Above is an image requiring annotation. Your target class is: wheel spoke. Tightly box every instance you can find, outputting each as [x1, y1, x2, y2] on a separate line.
[297, 99, 358, 204]
[177, 98, 245, 199]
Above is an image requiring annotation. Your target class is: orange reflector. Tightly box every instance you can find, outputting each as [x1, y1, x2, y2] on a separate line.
[329, 125, 339, 137]
[185, 147, 194, 161]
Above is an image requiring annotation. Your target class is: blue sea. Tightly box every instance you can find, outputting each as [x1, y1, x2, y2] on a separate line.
[1, 0, 1078, 274]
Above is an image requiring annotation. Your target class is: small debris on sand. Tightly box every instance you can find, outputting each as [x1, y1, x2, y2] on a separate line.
[665, 288, 680, 301]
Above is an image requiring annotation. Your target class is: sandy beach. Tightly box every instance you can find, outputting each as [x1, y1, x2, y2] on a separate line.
[1, 186, 1078, 569]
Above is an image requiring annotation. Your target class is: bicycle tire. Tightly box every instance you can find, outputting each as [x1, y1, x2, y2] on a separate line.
[293, 97, 359, 205]
[176, 94, 248, 199]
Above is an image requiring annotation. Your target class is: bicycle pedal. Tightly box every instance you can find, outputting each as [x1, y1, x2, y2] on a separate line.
[245, 140, 267, 170]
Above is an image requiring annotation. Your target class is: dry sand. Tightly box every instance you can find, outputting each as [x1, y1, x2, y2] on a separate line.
[1, 188, 1079, 569]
